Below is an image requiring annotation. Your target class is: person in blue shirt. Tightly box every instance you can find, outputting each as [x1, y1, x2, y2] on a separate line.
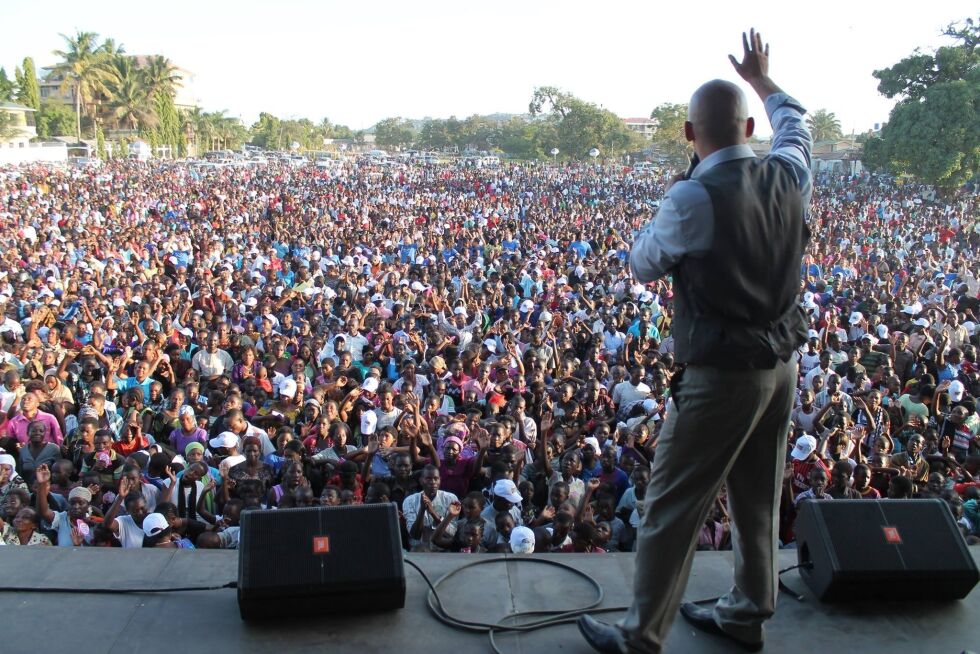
[570, 233, 593, 259]
[111, 358, 156, 402]
[627, 314, 660, 342]
[501, 232, 521, 257]
[399, 241, 417, 264]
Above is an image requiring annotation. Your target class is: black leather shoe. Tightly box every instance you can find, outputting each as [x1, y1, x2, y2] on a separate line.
[577, 615, 628, 654]
[679, 603, 764, 652]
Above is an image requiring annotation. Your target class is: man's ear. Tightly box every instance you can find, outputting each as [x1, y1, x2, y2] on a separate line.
[745, 116, 755, 139]
[683, 121, 695, 143]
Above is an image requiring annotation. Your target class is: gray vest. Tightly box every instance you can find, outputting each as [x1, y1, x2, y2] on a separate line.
[671, 156, 809, 369]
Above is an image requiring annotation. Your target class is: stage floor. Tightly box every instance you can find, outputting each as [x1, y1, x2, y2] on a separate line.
[1, 547, 977, 653]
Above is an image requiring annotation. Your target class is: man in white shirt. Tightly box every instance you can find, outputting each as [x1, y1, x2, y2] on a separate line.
[803, 350, 834, 392]
[341, 318, 370, 362]
[613, 366, 652, 408]
[192, 333, 234, 381]
[402, 466, 458, 549]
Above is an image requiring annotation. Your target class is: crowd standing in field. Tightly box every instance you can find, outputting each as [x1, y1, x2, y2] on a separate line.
[0, 156, 977, 552]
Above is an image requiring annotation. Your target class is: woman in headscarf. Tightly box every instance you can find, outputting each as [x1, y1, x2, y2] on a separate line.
[0, 453, 28, 507]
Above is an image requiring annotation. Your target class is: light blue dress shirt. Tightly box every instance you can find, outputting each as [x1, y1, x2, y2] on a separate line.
[630, 92, 813, 284]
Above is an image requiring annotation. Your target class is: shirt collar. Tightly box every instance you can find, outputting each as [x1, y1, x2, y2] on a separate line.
[691, 144, 756, 180]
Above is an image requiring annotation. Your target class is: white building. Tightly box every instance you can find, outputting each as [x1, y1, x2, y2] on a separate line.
[623, 117, 657, 140]
[0, 102, 38, 148]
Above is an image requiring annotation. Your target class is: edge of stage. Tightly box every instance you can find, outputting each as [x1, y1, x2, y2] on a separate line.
[1, 547, 978, 653]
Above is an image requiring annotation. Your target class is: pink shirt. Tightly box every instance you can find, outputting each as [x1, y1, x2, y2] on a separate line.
[6, 410, 64, 446]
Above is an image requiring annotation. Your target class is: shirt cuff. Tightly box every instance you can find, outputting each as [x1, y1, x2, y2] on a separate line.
[764, 92, 806, 118]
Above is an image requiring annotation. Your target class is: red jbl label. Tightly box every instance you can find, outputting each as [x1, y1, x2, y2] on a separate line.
[313, 536, 330, 554]
[882, 527, 902, 544]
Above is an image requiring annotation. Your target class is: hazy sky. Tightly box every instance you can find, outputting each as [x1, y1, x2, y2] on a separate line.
[1, 1, 974, 133]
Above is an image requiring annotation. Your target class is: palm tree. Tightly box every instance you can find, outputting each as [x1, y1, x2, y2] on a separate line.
[141, 55, 182, 102]
[185, 106, 208, 154]
[807, 109, 843, 142]
[51, 31, 117, 140]
[204, 110, 226, 150]
[105, 56, 153, 132]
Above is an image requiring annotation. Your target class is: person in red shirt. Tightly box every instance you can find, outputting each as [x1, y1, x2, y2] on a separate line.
[853, 463, 881, 499]
[789, 434, 831, 498]
[327, 460, 365, 504]
[113, 410, 151, 458]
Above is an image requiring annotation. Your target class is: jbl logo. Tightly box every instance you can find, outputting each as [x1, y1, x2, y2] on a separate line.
[313, 536, 331, 554]
[882, 526, 902, 544]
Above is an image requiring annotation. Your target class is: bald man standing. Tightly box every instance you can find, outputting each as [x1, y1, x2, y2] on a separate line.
[579, 30, 812, 653]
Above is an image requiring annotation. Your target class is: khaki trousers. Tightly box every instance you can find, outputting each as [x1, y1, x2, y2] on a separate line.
[619, 358, 797, 652]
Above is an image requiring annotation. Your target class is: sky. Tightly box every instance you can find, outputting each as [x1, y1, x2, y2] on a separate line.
[1, 0, 975, 134]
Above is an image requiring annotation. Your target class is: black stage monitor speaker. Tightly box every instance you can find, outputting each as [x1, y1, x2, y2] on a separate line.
[796, 499, 979, 602]
[237, 503, 405, 620]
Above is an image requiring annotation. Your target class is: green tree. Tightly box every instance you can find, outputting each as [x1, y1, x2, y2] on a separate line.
[374, 117, 416, 149]
[649, 102, 690, 164]
[154, 91, 181, 157]
[203, 110, 246, 150]
[52, 31, 119, 140]
[806, 109, 843, 142]
[863, 18, 979, 188]
[35, 101, 76, 138]
[16, 58, 41, 110]
[95, 124, 107, 159]
[249, 112, 282, 149]
[0, 111, 25, 140]
[186, 106, 211, 153]
[529, 86, 574, 118]
[0, 68, 14, 102]
[106, 56, 153, 131]
[529, 86, 639, 159]
[418, 118, 452, 151]
[141, 55, 182, 101]
[326, 122, 355, 140]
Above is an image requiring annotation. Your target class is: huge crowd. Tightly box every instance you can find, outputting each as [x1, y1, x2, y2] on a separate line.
[0, 156, 977, 554]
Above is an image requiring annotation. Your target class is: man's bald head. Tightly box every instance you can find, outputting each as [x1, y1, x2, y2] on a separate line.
[685, 79, 754, 154]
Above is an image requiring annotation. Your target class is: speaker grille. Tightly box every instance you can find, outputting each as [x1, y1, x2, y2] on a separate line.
[796, 499, 979, 602]
[239, 504, 403, 591]
[818, 500, 967, 572]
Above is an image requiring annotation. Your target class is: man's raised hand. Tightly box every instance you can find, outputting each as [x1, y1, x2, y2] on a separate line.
[729, 28, 769, 82]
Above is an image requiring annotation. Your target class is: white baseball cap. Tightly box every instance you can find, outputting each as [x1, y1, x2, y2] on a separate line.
[209, 432, 239, 449]
[142, 513, 169, 538]
[510, 526, 535, 554]
[492, 479, 523, 504]
[279, 378, 298, 399]
[948, 380, 965, 402]
[791, 434, 817, 461]
[360, 410, 378, 435]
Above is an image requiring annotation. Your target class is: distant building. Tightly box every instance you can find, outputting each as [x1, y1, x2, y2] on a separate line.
[811, 140, 864, 175]
[623, 117, 657, 140]
[38, 69, 75, 105]
[0, 102, 38, 147]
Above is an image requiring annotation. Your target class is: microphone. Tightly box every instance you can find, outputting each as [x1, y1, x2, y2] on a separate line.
[684, 153, 701, 180]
